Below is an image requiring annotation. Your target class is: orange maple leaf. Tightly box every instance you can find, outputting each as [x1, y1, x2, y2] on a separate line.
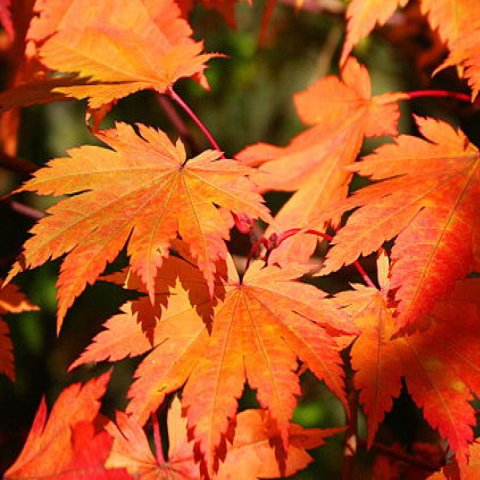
[429, 439, 480, 479]
[4, 373, 130, 479]
[439, 28, 480, 99]
[237, 57, 405, 265]
[106, 397, 342, 479]
[31, 0, 216, 109]
[335, 255, 480, 470]
[340, 0, 479, 65]
[8, 123, 270, 330]
[179, 259, 350, 476]
[322, 116, 480, 330]
[71, 255, 350, 476]
[0, 283, 38, 381]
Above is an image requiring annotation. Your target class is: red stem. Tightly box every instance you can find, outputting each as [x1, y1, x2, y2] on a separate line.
[157, 94, 200, 154]
[151, 412, 165, 465]
[245, 228, 376, 288]
[167, 86, 224, 157]
[7, 200, 45, 220]
[407, 90, 472, 102]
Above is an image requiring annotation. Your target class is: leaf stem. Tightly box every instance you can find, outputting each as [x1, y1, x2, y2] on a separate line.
[167, 86, 224, 157]
[0, 151, 38, 176]
[406, 90, 472, 102]
[6, 200, 45, 220]
[245, 227, 376, 288]
[156, 93, 200, 154]
[151, 412, 165, 465]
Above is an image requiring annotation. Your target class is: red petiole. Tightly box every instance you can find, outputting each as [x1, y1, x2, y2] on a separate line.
[245, 228, 376, 288]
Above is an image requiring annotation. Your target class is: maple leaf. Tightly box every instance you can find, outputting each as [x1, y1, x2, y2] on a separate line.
[322, 116, 480, 330]
[340, 0, 409, 64]
[22, 0, 217, 109]
[335, 254, 480, 470]
[439, 27, 480, 99]
[0, 283, 38, 380]
[429, 439, 480, 479]
[106, 397, 342, 479]
[5, 372, 131, 479]
[215, 409, 344, 479]
[179, 260, 350, 476]
[340, 0, 480, 64]
[73, 254, 350, 476]
[237, 57, 405, 264]
[8, 123, 269, 330]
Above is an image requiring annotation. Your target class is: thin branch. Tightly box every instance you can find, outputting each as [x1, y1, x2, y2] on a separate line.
[0, 151, 38, 175]
[358, 438, 441, 472]
[406, 90, 472, 103]
[341, 351, 358, 480]
[167, 86, 224, 158]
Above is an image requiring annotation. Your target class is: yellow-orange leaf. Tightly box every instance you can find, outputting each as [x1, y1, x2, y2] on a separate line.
[323, 116, 480, 329]
[335, 277, 480, 469]
[107, 397, 342, 479]
[9, 123, 270, 331]
[28, 0, 216, 108]
[340, 0, 408, 64]
[95, 256, 349, 476]
[181, 260, 349, 476]
[237, 58, 404, 265]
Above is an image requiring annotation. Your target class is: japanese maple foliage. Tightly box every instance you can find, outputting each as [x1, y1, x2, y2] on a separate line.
[2, 0, 480, 478]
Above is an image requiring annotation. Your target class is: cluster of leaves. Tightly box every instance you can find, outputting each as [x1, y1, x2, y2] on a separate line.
[1, 0, 480, 478]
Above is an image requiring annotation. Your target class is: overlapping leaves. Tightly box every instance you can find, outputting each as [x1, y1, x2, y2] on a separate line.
[335, 255, 480, 471]
[70, 255, 351, 476]
[8, 123, 270, 329]
[237, 57, 405, 264]
[323, 116, 480, 330]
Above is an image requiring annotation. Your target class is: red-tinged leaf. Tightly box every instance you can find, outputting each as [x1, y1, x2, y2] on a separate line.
[61, 422, 132, 480]
[26, 0, 217, 109]
[0, 319, 13, 380]
[8, 123, 270, 330]
[181, 260, 348, 476]
[71, 257, 215, 423]
[335, 277, 480, 469]
[323, 116, 480, 330]
[216, 411, 344, 479]
[4, 373, 125, 479]
[105, 412, 168, 479]
[0, 283, 38, 380]
[106, 397, 342, 480]
[100, 257, 348, 475]
[0, 0, 13, 38]
[237, 58, 405, 265]
[340, 0, 408, 64]
[428, 439, 480, 479]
